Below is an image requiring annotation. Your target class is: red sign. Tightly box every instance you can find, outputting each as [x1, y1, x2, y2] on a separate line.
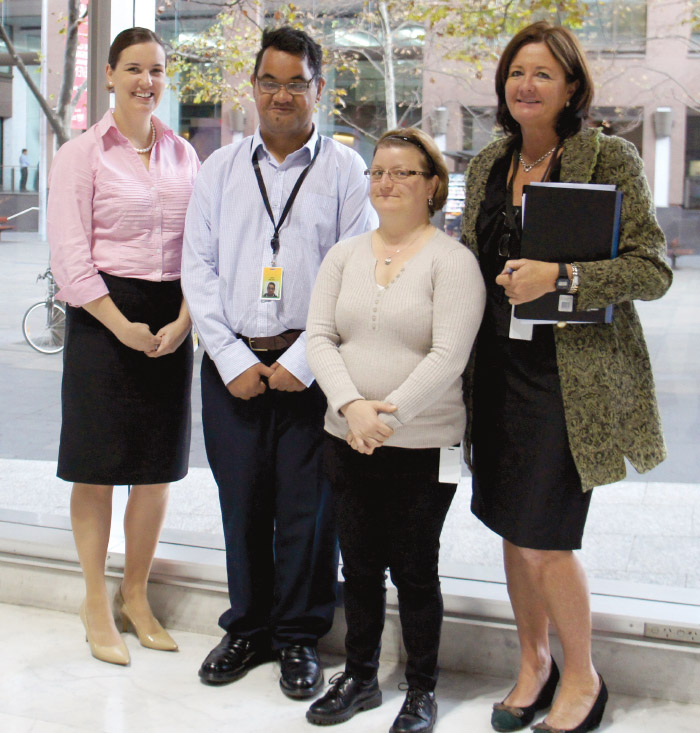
[71, 1, 89, 130]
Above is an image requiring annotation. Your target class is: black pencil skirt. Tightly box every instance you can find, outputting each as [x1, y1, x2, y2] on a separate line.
[57, 272, 193, 486]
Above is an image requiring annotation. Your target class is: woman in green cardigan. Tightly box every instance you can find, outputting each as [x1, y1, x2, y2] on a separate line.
[461, 21, 672, 733]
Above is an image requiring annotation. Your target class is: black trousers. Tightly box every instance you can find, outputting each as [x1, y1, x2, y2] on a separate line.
[201, 352, 338, 650]
[324, 435, 457, 691]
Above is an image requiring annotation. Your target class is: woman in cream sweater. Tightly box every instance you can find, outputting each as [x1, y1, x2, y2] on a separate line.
[306, 128, 485, 733]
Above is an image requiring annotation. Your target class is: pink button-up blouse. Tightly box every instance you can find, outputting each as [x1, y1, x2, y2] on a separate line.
[48, 110, 200, 307]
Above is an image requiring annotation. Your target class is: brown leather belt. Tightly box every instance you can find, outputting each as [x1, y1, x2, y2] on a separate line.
[236, 329, 302, 352]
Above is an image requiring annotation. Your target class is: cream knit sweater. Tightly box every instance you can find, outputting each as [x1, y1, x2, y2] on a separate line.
[307, 229, 486, 448]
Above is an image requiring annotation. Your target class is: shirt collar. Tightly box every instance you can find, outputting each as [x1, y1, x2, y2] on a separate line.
[251, 125, 320, 163]
[97, 109, 175, 144]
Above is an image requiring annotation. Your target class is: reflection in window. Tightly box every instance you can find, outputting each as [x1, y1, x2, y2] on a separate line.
[575, 0, 647, 53]
[461, 106, 497, 155]
[589, 106, 643, 153]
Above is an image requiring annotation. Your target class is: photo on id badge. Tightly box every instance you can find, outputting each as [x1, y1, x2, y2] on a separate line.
[261, 266, 283, 301]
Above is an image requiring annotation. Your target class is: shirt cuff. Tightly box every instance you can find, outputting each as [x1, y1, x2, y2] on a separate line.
[276, 334, 315, 387]
[379, 412, 403, 430]
[55, 273, 109, 308]
[212, 340, 261, 387]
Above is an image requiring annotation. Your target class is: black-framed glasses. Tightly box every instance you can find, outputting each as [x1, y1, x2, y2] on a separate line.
[364, 168, 433, 183]
[256, 78, 315, 95]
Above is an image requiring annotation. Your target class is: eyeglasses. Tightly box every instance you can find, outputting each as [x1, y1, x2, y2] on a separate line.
[364, 168, 433, 183]
[256, 78, 315, 95]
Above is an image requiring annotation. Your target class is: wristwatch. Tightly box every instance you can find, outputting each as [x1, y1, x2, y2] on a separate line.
[555, 262, 571, 293]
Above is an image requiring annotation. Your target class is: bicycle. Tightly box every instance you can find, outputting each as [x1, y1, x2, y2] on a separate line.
[22, 268, 66, 354]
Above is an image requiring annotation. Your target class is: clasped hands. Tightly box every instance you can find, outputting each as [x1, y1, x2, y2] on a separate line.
[496, 259, 559, 305]
[226, 362, 306, 400]
[341, 399, 397, 455]
[118, 318, 191, 357]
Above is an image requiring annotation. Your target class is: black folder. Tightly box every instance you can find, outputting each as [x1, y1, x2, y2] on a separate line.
[513, 182, 622, 323]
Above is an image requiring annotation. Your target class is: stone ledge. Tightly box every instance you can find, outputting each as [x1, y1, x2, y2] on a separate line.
[1, 527, 698, 706]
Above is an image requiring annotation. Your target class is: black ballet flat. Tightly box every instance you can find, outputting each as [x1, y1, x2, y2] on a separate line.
[530, 675, 608, 733]
[491, 658, 560, 732]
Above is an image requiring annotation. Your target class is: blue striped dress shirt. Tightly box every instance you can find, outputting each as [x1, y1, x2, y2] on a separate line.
[182, 127, 377, 387]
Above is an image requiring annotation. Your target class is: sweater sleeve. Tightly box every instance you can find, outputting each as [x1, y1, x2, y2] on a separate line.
[574, 136, 672, 310]
[306, 240, 365, 413]
[380, 245, 486, 429]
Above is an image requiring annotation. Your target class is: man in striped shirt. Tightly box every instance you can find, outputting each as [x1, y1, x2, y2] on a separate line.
[182, 26, 376, 699]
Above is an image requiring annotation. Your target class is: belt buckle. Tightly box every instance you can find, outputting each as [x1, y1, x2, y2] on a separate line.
[248, 337, 268, 352]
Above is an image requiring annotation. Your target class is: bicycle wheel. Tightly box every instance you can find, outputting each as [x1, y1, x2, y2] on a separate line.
[22, 301, 66, 354]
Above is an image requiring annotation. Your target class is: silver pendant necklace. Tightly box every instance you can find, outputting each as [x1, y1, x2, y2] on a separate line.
[519, 144, 557, 173]
[380, 225, 428, 265]
[132, 120, 156, 154]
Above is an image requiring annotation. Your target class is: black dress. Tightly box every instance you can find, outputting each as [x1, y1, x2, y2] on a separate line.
[57, 272, 193, 486]
[470, 150, 592, 551]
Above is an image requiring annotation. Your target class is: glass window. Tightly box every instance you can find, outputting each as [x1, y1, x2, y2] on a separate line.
[574, 0, 647, 53]
[156, 0, 225, 156]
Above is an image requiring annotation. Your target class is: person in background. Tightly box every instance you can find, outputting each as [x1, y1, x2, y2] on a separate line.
[306, 128, 485, 733]
[48, 27, 199, 666]
[461, 21, 671, 733]
[19, 148, 30, 191]
[182, 26, 376, 699]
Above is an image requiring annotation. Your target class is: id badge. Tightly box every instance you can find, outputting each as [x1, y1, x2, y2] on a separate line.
[509, 308, 533, 341]
[260, 266, 283, 301]
[439, 445, 462, 485]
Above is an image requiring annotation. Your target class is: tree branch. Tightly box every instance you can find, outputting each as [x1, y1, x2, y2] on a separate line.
[0, 22, 68, 146]
[56, 0, 82, 127]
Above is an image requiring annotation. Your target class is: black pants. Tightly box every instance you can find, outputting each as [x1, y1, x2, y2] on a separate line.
[19, 166, 28, 191]
[325, 435, 457, 691]
[201, 352, 338, 650]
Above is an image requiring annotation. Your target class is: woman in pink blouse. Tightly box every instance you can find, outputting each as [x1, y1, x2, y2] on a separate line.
[47, 28, 199, 666]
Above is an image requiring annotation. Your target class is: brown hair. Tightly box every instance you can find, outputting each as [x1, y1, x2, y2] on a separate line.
[495, 21, 593, 140]
[374, 128, 449, 215]
[108, 27, 166, 69]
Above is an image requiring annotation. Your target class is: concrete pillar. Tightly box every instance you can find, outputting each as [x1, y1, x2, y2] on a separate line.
[88, 0, 156, 128]
[653, 107, 672, 208]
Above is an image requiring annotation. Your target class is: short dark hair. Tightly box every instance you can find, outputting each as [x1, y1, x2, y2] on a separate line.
[108, 27, 166, 69]
[374, 128, 450, 216]
[253, 26, 323, 80]
[495, 21, 594, 140]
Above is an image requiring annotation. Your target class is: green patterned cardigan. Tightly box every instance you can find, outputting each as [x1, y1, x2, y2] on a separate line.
[461, 127, 673, 491]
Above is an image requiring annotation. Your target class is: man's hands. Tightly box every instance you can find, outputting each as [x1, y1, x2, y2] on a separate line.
[226, 363, 275, 399]
[268, 362, 306, 392]
[341, 399, 397, 455]
[225, 362, 306, 400]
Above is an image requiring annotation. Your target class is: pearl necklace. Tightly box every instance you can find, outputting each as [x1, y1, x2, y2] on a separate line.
[379, 225, 429, 265]
[132, 120, 156, 154]
[518, 144, 557, 173]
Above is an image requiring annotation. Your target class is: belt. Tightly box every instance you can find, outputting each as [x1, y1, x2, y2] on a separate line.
[236, 329, 302, 352]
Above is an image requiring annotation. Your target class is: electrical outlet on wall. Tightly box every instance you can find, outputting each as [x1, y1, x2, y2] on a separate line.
[644, 623, 700, 644]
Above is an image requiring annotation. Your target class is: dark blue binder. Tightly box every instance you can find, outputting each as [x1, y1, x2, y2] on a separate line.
[513, 182, 622, 324]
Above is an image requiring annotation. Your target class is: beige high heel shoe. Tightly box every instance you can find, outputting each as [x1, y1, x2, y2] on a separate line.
[79, 600, 130, 666]
[115, 587, 178, 652]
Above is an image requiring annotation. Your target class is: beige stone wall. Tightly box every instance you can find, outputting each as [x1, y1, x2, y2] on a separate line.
[423, 0, 700, 205]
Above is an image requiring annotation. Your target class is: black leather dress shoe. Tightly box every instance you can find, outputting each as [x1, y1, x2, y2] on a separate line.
[198, 633, 272, 684]
[390, 689, 437, 733]
[278, 645, 324, 699]
[306, 672, 382, 725]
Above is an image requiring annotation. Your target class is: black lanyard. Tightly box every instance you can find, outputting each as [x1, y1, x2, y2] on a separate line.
[252, 136, 322, 265]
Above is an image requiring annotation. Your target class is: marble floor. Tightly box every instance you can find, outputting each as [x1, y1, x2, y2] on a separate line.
[1, 603, 698, 733]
